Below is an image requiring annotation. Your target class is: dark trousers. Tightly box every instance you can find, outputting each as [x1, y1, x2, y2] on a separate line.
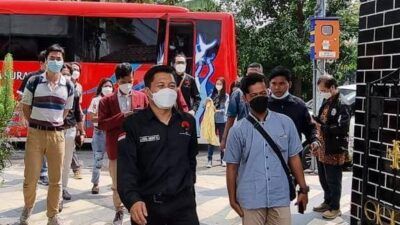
[132, 188, 199, 225]
[207, 122, 225, 161]
[317, 160, 343, 210]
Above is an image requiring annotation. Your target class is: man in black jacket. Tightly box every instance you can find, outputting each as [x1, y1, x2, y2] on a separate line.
[312, 74, 351, 220]
[173, 54, 201, 115]
[117, 65, 199, 225]
[267, 66, 320, 154]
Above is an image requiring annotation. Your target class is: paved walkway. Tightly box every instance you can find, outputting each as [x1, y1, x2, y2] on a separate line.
[0, 150, 351, 225]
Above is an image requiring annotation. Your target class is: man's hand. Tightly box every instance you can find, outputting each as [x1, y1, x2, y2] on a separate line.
[220, 138, 226, 150]
[229, 200, 244, 217]
[310, 141, 320, 152]
[130, 201, 148, 225]
[124, 111, 134, 118]
[295, 193, 308, 212]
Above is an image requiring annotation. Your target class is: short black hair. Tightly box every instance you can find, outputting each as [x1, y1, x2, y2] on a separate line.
[115, 63, 133, 80]
[45, 44, 65, 59]
[38, 50, 46, 63]
[240, 73, 268, 94]
[173, 53, 187, 63]
[248, 62, 263, 72]
[144, 65, 176, 88]
[270, 66, 292, 82]
[317, 74, 338, 88]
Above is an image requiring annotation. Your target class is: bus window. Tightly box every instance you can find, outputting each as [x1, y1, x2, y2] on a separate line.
[168, 22, 194, 75]
[81, 18, 158, 63]
[0, 15, 10, 60]
[3, 15, 77, 61]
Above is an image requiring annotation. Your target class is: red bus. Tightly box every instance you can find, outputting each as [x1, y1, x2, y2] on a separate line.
[0, 0, 238, 141]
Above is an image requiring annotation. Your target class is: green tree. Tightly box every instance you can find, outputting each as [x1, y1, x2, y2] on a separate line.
[221, 0, 359, 99]
[0, 53, 16, 174]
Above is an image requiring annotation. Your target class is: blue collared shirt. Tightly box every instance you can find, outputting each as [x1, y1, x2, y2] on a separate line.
[226, 89, 249, 121]
[224, 111, 302, 209]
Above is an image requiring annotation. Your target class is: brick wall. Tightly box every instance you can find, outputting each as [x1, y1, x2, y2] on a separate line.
[352, 0, 400, 224]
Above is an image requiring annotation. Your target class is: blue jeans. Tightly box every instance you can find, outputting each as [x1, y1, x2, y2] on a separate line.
[40, 157, 48, 177]
[91, 128, 106, 185]
[207, 123, 225, 161]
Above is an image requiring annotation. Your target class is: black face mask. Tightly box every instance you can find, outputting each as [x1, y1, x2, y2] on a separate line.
[249, 96, 268, 113]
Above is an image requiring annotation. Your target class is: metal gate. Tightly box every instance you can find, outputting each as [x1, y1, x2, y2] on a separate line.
[361, 68, 400, 225]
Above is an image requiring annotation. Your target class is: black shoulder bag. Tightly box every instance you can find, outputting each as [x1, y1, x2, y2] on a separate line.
[246, 115, 296, 201]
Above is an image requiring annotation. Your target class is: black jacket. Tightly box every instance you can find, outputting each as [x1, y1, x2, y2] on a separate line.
[268, 94, 318, 145]
[117, 108, 198, 210]
[316, 93, 351, 155]
[176, 73, 201, 112]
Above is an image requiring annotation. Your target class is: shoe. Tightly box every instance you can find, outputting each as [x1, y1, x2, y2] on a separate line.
[313, 202, 330, 212]
[58, 200, 63, 213]
[92, 184, 99, 194]
[73, 170, 83, 180]
[112, 210, 124, 225]
[206, 160, 212, 168]
[38, 176, 49, 186]
[221, 161, 227, 167]
[62, 190, 71, 201]
[47, 215, 63, 225]
[20, 207, 32, 225]
[322, 209, 342, 219]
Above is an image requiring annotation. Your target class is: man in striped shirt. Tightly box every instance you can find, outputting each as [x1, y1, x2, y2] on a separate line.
[20, 44, 74, 225]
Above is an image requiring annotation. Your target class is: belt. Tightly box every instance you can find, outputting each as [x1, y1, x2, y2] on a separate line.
[143, 187, 193, 204]
[30, 124, 63, 131]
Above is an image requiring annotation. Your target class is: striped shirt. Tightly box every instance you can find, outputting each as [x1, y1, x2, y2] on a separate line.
[21, 73, 74, 128]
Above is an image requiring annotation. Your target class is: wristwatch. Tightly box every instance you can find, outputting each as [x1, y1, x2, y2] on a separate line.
[298, 186, 310, 194]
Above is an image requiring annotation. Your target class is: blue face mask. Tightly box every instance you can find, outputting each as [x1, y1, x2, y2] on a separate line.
[47, 60, 64, 73]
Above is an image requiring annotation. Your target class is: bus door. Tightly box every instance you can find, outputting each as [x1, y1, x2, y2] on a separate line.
[167, 21, 195, 75]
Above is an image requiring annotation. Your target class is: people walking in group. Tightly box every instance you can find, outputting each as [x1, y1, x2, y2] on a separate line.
[98, 63, 148, 225]
[117, 65, 199, 225]
[206, 77, 229, 168]
[312, 74, 351, 220]
[20, 44, 74, 225]
[87, 78, 114, 194]
[224, 74, 309, 225]
[59, 64, 85, 209]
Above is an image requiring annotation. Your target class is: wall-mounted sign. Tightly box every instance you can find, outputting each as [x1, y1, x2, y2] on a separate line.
[310, 17, 340, 60]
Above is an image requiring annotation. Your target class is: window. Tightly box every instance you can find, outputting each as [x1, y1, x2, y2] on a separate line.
[0, 15, 77, 61]
[80, 18, 158, 63]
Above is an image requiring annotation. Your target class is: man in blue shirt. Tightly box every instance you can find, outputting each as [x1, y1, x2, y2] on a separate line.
[224, 74, 309, 225]
[220, 63, 263, 150]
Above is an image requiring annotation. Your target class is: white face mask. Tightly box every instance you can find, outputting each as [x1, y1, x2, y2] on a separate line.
[271, 90, 290, 100]
[72, 71, 80, 80]
[215, 84, 223, 91]
[319, 91, 332, 100]
[101, 87, 113, 96]
[119, 83, 132, 95]
[151, 88, 177, 109]
[175, 64, 186, 74]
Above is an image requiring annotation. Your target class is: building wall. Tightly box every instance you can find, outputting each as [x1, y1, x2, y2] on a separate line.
[351, 0, 400, 224]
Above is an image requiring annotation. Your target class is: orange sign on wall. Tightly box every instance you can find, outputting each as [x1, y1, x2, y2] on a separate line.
[314, 19, 340, 59]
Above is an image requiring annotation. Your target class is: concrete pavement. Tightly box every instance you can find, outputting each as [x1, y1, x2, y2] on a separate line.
[0, 150, 351, 225]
